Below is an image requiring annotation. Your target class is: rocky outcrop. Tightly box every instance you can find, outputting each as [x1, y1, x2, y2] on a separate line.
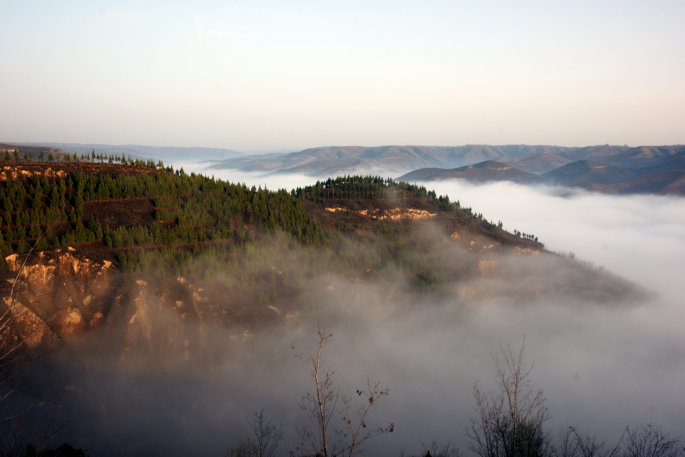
[3, 248, 115, 349]
[1, 250, 227, 360]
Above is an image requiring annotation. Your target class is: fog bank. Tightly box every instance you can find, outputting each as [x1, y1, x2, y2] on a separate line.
[11, 168, 684, 456]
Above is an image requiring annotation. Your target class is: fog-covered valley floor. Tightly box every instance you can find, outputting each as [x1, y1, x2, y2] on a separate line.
[11, 166, 685, 457]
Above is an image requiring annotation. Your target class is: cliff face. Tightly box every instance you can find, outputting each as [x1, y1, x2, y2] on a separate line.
[3, 248, 115, 348]
[1, 249, 223, 360]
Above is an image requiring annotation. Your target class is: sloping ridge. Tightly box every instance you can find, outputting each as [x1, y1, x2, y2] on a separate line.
[585, 170, 685, 195]
[607, 145, 685, 168]
[210, 144, 577, 176]
[541, 160, 637, 185]
[500, 152, 571, 173]
[399, 160, 539, 184]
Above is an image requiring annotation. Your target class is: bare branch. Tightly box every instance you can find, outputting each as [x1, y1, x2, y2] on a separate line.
[292, 324, 392, 457]
[468, 337, 549, 457]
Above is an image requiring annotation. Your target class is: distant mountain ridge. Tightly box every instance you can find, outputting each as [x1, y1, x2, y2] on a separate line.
[21, 142, 244, 162]
[210, 143, 685, 195]
[6, 142, 684, 195]
[399, 155, 685, 196]
[400, 161, 541, 185]
[210, 144, 685, 176]
[211, 144, 579, 175]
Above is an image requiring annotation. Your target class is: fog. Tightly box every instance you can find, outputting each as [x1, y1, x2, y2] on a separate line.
[10, 168, 685, 456]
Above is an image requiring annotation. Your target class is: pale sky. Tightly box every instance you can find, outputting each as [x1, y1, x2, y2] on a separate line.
[1, 0, 684, 151]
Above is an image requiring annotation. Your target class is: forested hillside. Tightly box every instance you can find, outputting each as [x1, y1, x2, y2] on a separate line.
[0, 153, 555, 336]
[0, 154, 540, 274]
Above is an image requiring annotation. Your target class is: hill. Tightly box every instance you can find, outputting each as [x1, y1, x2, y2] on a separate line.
[0, 142, 66, 161]
[209, 144, 574, 176]
[23, 142, 244, 163]
[605, 145, 685, 169]
[397, 149, 685, 195]
[0, 155, 642, 354]
[540, 160, 637, 186]
[499, 152, 571, 173]
[399, 160, 540, 184]
[207, 144, 685, 195]
[582, 170, 685, 195]
[0, 155, 649, 456]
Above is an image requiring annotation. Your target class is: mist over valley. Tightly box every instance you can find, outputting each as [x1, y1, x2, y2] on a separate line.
[0, 154, 682, 456]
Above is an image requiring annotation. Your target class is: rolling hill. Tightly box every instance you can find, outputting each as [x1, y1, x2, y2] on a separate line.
[540, 160, 637, 186]
[398, 149, 685, 195]
[209, 144, 575, 176]
[19, 142, 244, 163]
[398, 160, 540, 184]
[207, 144, 685, 195]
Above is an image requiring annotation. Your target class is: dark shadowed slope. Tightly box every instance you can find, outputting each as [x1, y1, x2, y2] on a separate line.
[583, 170, 685, 195]
[399, 160, 540, 184]
[499, 152, 572, 173]
[541, 160, 637, 186]
[555, 144, 631, 163]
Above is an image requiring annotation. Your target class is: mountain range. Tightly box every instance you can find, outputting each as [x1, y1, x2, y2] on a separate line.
[399, 157, 685, 195]
[7, 142, 684, 195]
[210, 144, 685, 195]
[12, 142, 244, 162]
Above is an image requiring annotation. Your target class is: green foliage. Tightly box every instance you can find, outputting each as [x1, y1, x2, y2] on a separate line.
[294, 175, 432, 202]
[0, 158, 536, 277]
[0, 158, 325, 270]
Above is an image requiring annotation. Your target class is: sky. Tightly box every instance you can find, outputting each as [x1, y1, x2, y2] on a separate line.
[1, 0, 684, 151]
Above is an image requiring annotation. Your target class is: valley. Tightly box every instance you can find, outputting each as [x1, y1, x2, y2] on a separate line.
[0, 152, 682, 456]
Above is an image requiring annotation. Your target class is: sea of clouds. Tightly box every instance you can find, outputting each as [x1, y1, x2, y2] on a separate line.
[19, 164, 683, 457]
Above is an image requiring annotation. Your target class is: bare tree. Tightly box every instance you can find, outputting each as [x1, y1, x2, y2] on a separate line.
[0, 240, 39, 406]
[0, 238, 54, 456]
[249, 409, 280, 457]
[556, 426, 621, 457]
[556, 424, 683, 457]
[620, 424, 683, 457]
[0, 254, 29, 456]
[468, 338, 550, 457]
[292, 325, 393, 457]
[227, 410, 281, 457]
[416, 441, 462, 457]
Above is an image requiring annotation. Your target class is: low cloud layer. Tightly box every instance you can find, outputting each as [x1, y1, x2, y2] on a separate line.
[9, 170, 685, 456]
